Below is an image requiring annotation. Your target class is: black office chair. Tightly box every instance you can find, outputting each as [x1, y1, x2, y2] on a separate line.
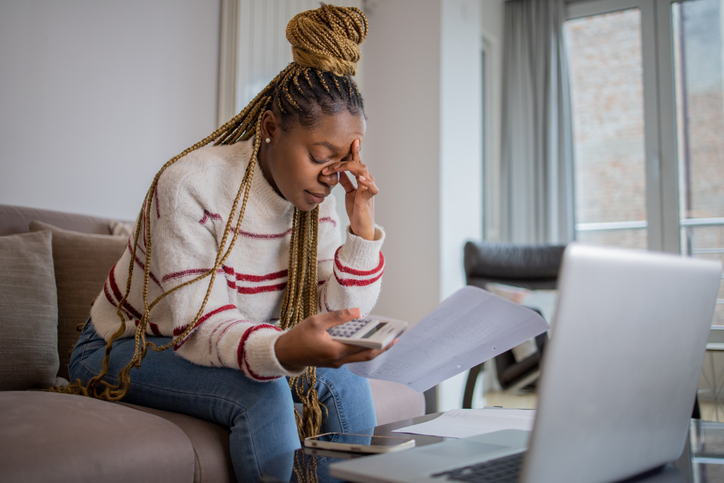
[462, 241, 566, 408]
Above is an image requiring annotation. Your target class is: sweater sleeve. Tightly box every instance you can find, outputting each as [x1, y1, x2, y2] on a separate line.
[317, 217, 386, 316]
[152, 164, 304, 381]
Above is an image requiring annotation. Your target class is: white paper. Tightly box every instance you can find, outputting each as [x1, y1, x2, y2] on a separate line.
[348, 286, 549, 392]
[392, 408, 536, 439]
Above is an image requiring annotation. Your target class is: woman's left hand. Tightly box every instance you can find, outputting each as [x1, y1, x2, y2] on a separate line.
[321, 139, 378, 241]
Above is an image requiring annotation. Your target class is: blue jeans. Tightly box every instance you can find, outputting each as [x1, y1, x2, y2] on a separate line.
[69, 319, 377, 482]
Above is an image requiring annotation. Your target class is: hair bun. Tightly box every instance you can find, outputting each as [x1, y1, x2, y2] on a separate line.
[286, 4, 368, 77]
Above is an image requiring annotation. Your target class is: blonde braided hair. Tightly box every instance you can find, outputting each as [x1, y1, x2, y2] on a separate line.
[56, 4, 368, 442]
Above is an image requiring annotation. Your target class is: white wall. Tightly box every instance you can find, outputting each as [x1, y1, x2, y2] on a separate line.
[363, 0, 486, 411]
[0, 0, 220, 220]
[440, 0, 484, 301]
[362, 0, 443, 325]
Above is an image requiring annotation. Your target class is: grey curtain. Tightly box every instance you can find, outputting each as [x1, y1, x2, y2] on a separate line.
[501, 0, 574, 244]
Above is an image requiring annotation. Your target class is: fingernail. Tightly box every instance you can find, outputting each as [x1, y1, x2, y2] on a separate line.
[359, 176, 366, 182]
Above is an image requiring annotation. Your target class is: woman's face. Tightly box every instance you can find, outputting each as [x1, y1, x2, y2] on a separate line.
[259, 109, 366, 211]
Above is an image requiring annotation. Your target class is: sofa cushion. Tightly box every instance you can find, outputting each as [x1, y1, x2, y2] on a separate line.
[29, 221, 126, 381]
[119, 403, 236, 483]
[0, 230, 59, 390]
[0, 391, 195, 483]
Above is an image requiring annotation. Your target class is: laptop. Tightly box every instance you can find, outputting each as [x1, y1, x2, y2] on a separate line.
[330, 243, 722, 483]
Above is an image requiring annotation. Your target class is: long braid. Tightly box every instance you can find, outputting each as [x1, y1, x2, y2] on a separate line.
[56, 4, 368, 442]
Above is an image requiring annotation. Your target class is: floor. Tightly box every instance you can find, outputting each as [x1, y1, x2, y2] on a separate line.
[481, 390, 537, 410]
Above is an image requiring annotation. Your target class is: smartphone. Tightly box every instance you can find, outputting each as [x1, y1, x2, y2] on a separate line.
[326, 317, 408, 349]
[304, 432, 415, 454]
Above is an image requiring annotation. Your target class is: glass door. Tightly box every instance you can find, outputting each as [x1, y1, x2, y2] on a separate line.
[671, 0, 724, 325]
[565, 0, 723, 321]
[565, 0, 662, 250]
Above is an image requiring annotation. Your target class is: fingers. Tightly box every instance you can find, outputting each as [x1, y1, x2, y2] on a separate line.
[338, 171, 354, 193]
[336, 338, 399, 365]
[323, 161, 373, 181]
[350, 138, 361, 163]
[355, 176, 379, 199]
[326, 163, 378, 199]
[321, 139, 373, 181]
[316, 308, 361, 330]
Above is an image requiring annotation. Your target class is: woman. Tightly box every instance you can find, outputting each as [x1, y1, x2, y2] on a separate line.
[68, 5, 390, 481]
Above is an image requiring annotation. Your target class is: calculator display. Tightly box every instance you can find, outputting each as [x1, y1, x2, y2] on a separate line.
[362, 322, 387, 339]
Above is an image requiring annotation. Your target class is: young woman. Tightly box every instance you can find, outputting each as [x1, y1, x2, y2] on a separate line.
[68, 5, 391, 481]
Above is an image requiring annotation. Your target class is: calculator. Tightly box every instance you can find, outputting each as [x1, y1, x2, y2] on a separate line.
[327, 317, 408, 349]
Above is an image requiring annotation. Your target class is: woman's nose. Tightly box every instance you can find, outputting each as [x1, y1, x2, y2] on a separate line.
[319, 171, 340, 187]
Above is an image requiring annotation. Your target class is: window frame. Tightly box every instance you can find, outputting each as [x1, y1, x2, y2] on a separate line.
[565, 0, 681, 253]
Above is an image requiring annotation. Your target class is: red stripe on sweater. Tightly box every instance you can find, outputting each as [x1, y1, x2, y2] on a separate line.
[199, 209, 335, 239]
[224, 262, 327, 282]
[149, 322, 162, 336]
[334, 270, 384, 287]
[213, 320, 248, 366]
[236, 282, 287, 295]
[237, 324, 282, 380]
[237, 269, 288, 282]
[233, 226, 293, 240]
[127, 240, 162, 288]
[104, 280, 142, 329]
[334, 249, 385, 276]
[154, 186, 161, 219]
[173, 305, 237, 351]
[141, 199, 148, 247]
[318, 216, 337, 227]
[208, 319, 243, 355]
[162, 268, 222, 283]
[199, 209, 223, 224]
[322, 283, 333, 313]
[200, 209, 335, 230]
[108, 264, 143, 320]
[173, 304, 238, 337]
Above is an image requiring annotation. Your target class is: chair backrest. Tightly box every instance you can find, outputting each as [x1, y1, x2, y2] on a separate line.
[463, 241, 566, 393]
[463, 241, 566, 290]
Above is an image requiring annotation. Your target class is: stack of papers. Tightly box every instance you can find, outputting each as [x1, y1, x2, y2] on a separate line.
[392, 408, 536, 439]
[349, 286, 549, 392]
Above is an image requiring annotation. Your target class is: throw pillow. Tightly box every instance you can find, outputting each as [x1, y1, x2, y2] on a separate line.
[109, 219, 135, 237]
[29, 221, 126, 380]
[0, 230, 59, 390]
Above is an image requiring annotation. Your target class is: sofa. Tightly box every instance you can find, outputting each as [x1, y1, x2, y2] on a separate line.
[0, 203, 425, 483]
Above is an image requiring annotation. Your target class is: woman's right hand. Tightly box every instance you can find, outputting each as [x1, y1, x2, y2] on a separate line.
[274, 308, 397, 372]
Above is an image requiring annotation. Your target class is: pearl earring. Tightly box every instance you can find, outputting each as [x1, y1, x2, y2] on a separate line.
[265, 138, 271, 144]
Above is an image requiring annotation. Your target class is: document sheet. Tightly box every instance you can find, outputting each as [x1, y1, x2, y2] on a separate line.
[392, 408, 536, 439]
[348, 286, 550, 392]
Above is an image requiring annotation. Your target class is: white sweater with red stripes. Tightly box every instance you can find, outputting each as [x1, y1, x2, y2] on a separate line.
[90, 139, 385, 381]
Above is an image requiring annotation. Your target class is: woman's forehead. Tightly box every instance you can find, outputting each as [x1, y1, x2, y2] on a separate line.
[296, 111, 365, 149]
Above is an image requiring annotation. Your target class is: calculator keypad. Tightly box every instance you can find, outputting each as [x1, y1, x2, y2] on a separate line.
[327, 318, 376, 338]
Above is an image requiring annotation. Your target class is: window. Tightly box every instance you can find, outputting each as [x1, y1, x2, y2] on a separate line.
[673, 0, 724, 326]
[565, 0, 723, 325]
[565, 7, 648, 250]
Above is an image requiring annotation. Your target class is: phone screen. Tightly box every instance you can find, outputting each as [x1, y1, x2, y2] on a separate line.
[310, 433, 402, 447]
[304, 432, 415, 453]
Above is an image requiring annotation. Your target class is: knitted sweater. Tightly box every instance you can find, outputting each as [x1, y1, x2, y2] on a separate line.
[90, 139, 385, 381]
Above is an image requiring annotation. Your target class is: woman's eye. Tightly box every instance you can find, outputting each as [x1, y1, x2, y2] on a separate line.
[309, 154, 326, 164]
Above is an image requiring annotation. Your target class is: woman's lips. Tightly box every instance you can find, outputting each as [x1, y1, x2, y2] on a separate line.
[306, 191, 328, 204]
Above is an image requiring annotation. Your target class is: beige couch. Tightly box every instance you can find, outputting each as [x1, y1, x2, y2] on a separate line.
[0, 204, 424, 483]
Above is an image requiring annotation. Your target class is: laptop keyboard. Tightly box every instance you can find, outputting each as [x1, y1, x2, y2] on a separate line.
[431, 452, 524, 482]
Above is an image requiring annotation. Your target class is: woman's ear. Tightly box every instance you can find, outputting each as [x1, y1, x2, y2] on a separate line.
[260, 110, 279, 141]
